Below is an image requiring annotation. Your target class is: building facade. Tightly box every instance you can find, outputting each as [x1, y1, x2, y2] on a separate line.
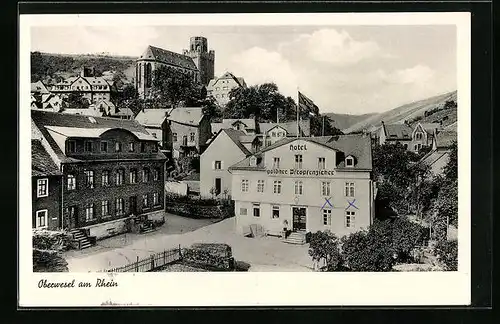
[166, 107, 211, 158]
[420, 130, 457, 177]
[410, 122, 441, 152]
[200, 129, 252, 198]
[182, 36, 215, 86]
[51, 68, 113, 104]
[228, 135, 376, 238]
[32, 139, 63, 230]
[134, 108, 170, 150]
[31, 110, 167, 240]
[378, 121, 413, 149]
[206, 72, 246, 107]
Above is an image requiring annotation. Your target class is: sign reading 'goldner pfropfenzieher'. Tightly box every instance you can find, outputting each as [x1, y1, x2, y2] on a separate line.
[266, 169, 336, 177]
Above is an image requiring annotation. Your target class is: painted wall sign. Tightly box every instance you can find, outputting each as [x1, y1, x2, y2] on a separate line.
[266, 169, 336, 177]
[289, 144, 307, 151]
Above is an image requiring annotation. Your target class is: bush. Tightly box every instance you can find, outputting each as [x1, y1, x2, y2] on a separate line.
[391, 217, 429, 262]
[433, 240, 458, 271]
[182, 243, 234, 270]
[308, 231, 343, 271]
[33, 249, 69, 272]
[32, 229, 73, 251]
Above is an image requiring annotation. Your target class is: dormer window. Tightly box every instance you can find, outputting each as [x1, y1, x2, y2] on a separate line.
[345, 156, 355, 167]
[250, 156, 257, 167]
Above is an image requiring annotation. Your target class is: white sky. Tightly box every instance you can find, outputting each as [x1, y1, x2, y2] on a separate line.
[31, 25, 457, 114]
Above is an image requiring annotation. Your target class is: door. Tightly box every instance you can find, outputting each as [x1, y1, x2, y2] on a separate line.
[129, 196, 137, 215]
[215, 178, 221, 196]
[292, 207, 307, 232]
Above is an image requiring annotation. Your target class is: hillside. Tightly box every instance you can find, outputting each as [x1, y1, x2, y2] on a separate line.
[343, 90, 457, 134]
[324, 112, 378, 131]
[31, 52, 137, 85]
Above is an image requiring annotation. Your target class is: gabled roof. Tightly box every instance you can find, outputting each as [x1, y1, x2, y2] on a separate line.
[420, 150, 450, 170]
[31, 81, 49, 94]
[419, 123, 441, 134]
[211, 118, 257, 135]
[167, 107, 204, 126]
[229, 134, 372, 171]
[31, 110, 162, 163]
[134, 109, 170, 127]
[383, 123, 413, 140]
[139, 45, 197, 70]
[259, 120, 311, 137]
[207, 72, 247, 89]
[219, 129, 252, 155]
[32, 140, 62, 177]
[435, 130, 457, 149]
[238, 135, 258, 143]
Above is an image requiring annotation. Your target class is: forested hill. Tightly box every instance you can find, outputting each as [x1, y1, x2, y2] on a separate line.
[31, 51, 137, 84]
[324, 112, 377, 131]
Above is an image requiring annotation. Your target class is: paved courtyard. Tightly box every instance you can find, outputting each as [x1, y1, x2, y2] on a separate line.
[64, 213, 313, 272]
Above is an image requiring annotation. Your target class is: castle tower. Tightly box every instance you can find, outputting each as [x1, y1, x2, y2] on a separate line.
[183, 36, 215, 86]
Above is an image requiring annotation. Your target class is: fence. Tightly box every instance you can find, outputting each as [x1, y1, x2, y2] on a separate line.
[103, 246, 183, 272]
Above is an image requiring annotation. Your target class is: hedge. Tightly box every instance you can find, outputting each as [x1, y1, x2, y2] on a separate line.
[182, 243, 234, 271]
[33, 249, 69, 272]
[165, 200, 235, 219]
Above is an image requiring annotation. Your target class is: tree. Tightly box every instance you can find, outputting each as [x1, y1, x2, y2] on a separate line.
[443, 140, 457, 181]
[308, 231, 343, 271]
[66, 92, 90, 109]
[391, 217, 429, 262]
[433, 239, 458, 271]
[150, 65, 203, 108]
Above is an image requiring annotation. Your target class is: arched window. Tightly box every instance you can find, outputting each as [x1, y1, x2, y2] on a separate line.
[145, 63, 152, 88]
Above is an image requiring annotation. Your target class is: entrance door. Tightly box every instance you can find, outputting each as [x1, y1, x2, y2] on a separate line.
[215, 178, 221, 196]
[129, 196, 137, 215]
[292, 207, 307, 232]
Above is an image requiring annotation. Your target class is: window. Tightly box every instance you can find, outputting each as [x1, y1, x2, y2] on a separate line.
[345, 182, 355, 197]
[273, 157, 280, 169]
[273, 180, 282, 194]
[35, 210, 48, 228]
[295, 154, 303, 169]
[266, 140, 272, 147]
[414, 144, 418, 151]
[101, 170, 109, 186]
[416, 132, 423, 140]
[214, 161, 222, 170]
[240, 208, 247, 216]
[345, 211, 356, 228]
[84, 141, 93, 152]
[272, 206, 280, 219]
[153, 168, 159, 181]
[253, 203, 260, 217]
[37, 178, 48, 197]
[152, 143, 158, 152]
[115, 142, 122, 152]
[142, 168, 150, 182]
[85, 203, 94, 221]
[140, 142, 146, 153]
[152, 132, 157, 138]
[115, 169, 124, 185]
[323, 209, 332, 226]
[271, 132, 276, 137]
[129, 142, 135, 152]
[84, 170, 94, 188]
[67, 174, 76, 191]
[101, 200, 109, 217]
[67, 140, 76, 153]
[153, 192, 159, 206]
[257, 180, 265, 193]
[115, 198, 124, 216]
[142, 194, 149, 209]
[190, 132, 195, 142]
[250, 156, 257, 166]
[345, 156, 354, 167]
[100, 141, 108, 152]
[294, 180, 303, 195]
[129, 169, 137, 184]
[321, 181, 331, 196]
[241, 179, 249, 192]
[318, 157, 326, 170]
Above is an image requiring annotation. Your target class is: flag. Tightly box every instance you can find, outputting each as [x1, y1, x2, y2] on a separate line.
[298, 91, 320, 117]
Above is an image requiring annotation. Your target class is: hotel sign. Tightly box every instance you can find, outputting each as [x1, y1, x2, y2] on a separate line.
[266, 169, 336, 177]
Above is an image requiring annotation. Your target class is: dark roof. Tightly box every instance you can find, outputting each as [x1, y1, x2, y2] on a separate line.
[140, 45, 197, 70]
[31, 110, 166, 163]
[32, 140, 62, 177]
[435, 130, 457, 149]
[222, 129, 252, 155]
[383, 123, 413, 140]
[259, 120, 311, 137]
[229, 134, 372, 171]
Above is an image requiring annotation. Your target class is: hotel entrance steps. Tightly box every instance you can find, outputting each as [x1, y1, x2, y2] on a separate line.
[69, 229, 93, 250]
[283, 232, 306, 245]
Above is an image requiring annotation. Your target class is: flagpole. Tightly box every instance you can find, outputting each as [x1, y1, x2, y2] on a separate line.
[296, 88, 299, 138]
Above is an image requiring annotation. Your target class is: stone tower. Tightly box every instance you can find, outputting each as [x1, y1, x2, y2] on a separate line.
[183, 36, 215, 86]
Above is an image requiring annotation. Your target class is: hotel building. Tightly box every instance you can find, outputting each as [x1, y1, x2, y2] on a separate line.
[228, 135, 376, 238]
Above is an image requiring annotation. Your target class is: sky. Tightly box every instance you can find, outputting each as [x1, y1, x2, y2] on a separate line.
[31, 25, 457, 114]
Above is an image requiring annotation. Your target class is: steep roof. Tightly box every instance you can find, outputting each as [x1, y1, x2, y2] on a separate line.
[435, 130, 457, 149]
[383, 123, 413, 140]
[207, 72, 247, 89]
[420, 150, 450, 170]
[134, 109, 170, 127]
[31, 81, 49, 94]
[229, 134, 372, 171]
[139, 45, 197, 70]
[221, 129, 252, 155]
[419, 122, 441, 134]
[167, 107, 204, 126]
[259, 120, 311, 137]
[32, 140, 62, 177]
[31, 110, 162, 163]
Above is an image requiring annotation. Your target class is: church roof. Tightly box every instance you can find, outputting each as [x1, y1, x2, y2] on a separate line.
[139, 45, 197, 70]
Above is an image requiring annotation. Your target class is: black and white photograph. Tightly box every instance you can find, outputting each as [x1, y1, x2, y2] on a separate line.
[19, 12, 471, 306]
